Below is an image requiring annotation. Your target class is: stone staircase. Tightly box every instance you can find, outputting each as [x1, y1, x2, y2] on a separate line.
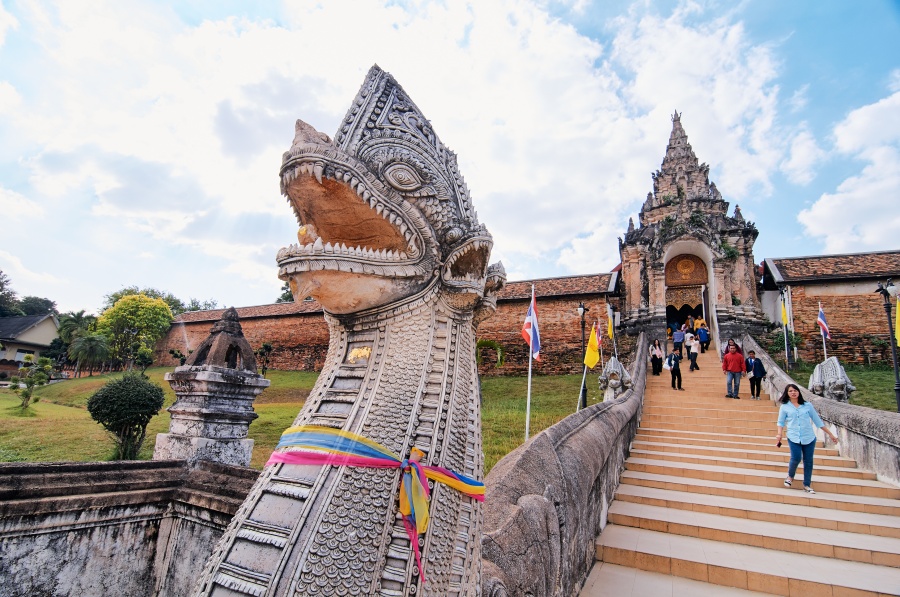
[581, 345, 900, 596]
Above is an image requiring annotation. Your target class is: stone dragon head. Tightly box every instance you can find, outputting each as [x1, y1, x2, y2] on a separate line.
[276, 65, 504, 315]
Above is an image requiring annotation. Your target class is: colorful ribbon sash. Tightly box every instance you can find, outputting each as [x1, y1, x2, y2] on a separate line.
[266, 425, 485, 582]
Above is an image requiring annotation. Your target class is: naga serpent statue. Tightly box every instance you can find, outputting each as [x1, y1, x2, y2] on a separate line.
[192, 65, 505, 596]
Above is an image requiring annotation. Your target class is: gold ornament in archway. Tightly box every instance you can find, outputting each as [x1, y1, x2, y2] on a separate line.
[665, 254, 707, 287]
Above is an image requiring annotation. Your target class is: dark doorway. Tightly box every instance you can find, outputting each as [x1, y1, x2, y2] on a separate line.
[666, 304, 703, 329]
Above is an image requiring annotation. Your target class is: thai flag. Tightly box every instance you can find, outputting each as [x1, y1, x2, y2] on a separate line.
[817, 306, 831, 339]
[521, 292, 541, 361]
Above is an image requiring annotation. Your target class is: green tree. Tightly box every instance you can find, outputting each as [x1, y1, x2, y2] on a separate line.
[0, 270, 24, 317]
[185, 298, 219, 312]
[68, 333, 110, 377]
[276, 282, 293, 303]
[8, 355, 54, 409]
[58, 310, 97, 343]
[87, 373, 165, 460]
[18, 296, 58, 315]
[168, 348, 191, 366]
[102, 286, 185, 316]
[97, 295, 173, 369]
[42, 337, 69, 365]
[134, 346, 154, 376]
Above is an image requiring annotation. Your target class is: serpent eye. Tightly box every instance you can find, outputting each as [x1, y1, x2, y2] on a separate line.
[383, 163, 424, 191]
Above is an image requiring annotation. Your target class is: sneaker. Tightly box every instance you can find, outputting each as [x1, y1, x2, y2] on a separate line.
[784, 478, 792, 487]
[804, 486, 815, 494]
[733, 396, 740, 399]
[725, 394, 733, 398]
[677, 388, 685, 391]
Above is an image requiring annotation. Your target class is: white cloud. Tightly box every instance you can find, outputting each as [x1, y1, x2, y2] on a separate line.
[798, 89, 900, 252]
[780, 127, 825, 185]
[0, 3, 18, 45]
[788, 84, 809, 112]
[0, 0, 808, 310]
[0, 187, 44, 218]
[0, 250, 60, 286]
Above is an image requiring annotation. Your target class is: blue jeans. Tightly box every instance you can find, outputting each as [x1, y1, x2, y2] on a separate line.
[788, 439, 816, 487]
[726, 371, 741, 396]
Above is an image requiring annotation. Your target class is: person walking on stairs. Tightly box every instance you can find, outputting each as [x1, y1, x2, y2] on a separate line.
[745, 350, 766, 399]
[776, 383, 838, 494]
[722, 343, 744, 398]
[666, 348, 683, 391]
[696, 322, 709, 353]
[688, 333, 700, 371]
[649, 339, 664, 376]
[672, 326, 685, 358]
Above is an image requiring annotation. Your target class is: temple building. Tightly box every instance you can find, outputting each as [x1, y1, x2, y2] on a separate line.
[155, 114, 899, 371]
[619, 111, 767, 341]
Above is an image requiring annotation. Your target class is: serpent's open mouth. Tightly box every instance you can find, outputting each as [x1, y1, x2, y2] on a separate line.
[276, 159, 428, 279]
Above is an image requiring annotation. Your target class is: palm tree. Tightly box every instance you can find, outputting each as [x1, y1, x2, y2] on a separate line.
[68, 334, 109, 377]
[58, 310, 97, 343]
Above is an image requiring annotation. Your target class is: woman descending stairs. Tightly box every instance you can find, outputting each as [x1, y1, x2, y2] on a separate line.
[582, 345, 900, 596]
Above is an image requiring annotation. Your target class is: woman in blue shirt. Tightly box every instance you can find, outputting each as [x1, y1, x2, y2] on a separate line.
[776, 384, 838, 494]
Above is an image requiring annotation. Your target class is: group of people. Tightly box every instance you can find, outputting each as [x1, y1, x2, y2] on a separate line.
[651, 319, 711, 391]
[651, 328, 837, 495]
[720, 339, 767, 399]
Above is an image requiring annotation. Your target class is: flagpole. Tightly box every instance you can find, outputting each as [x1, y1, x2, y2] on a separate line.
[820, 301, 828, 360]
[525, 285, 534, 442]
[577, 365, 588, 412]
[783, 321, 790, 371]
[598, 321, 604, 368]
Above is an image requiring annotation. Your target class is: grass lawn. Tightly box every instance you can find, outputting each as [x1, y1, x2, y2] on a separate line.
[787, 362, 899, 412]
[0, 367, 599, 473]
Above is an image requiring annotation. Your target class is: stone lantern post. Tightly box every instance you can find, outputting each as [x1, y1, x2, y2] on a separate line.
[154, 307, 270, 467]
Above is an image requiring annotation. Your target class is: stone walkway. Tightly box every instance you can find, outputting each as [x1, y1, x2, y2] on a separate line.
[581, 345, 900, 596]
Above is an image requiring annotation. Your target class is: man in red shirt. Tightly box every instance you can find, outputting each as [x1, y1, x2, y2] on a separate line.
[722, 343, 745, 399]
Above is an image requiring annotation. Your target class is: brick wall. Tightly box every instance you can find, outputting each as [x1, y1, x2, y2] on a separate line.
[155, 296, 633, 375]
[789, 286, 898, 364]
[155, 313, 330, 372]
[476, 296, 633, 376]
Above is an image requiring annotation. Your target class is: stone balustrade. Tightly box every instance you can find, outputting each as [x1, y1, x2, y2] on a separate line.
[481, 333, 647, 596]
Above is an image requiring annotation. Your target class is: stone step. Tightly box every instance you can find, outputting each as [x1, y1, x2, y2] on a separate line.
[607, 501, 900, 568]
[637, 422, 777, 437]
[628, 449, 873, 479]
[630, 439, 856, 468]
[623, 458, 900, 498]
[619, 470, 900, 517]
[596, 524, 900, 595]
[614, 484, 900, 540]
[641, 405, 778, 417]
[640, 414, 776, 428]
[634, 429, 834, 453]
[580, 562, 770, 596]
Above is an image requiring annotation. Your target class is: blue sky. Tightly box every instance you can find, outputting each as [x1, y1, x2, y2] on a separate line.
[1, 0, 898, 314]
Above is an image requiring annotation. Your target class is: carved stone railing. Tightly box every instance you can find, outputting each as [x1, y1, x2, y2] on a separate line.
[481, 333, 647, 596]
[742, 334, 900, 486]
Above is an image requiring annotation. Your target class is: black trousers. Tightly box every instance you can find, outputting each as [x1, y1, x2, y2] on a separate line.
[651, 356, 662, 375]
[674, 341, 683, 357]
[700, 340, 710, 353]
[749, 376, 762, 397]
[670, 368, 682, 389]
[689, 352, 699, 370]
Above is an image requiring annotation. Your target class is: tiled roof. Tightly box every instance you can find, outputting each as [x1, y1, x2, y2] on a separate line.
[498, 273, 615, 301]
[174, 300, 323, 323]
[0, 314, 55, 340]
[767, 250, 900, 284]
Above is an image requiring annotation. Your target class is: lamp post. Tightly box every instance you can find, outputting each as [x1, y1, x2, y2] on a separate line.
[578, 302, 588, 410]
[874, 279, 900, 413]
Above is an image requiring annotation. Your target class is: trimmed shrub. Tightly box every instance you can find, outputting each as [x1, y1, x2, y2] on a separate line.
[87, 373, 165, 460]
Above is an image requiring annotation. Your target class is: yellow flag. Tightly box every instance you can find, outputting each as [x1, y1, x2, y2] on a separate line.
[781, 299, 789, 325]
[895, 296, 899, 347]
[607, 308, 614, 339]
[584, 322, 600, 369]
